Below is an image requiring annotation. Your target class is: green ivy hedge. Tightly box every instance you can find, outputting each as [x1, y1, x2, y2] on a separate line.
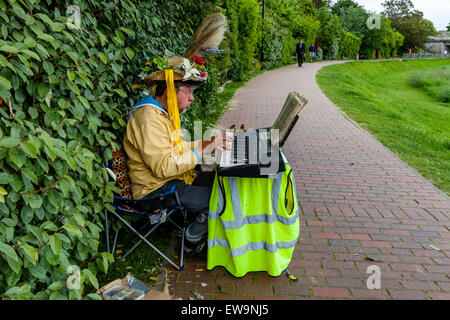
[259, 9, 295, 69]
[0, 0, 216, 300]
[339, 30, 361, 60]
[219, 0, 261, 81]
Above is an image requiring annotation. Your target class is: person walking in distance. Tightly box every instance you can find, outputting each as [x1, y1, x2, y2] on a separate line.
[295, 39, 305, 67]
[309, 43, 316, 63]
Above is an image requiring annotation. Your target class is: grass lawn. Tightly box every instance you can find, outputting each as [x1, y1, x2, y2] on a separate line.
[316, 59, 450, 196]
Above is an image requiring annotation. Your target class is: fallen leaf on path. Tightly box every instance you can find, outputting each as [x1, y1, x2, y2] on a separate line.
[366, 256, 382, 262]
[429, 244, 441, 251]
[192, 291, 204, 300]
[216, 286, 230, 295]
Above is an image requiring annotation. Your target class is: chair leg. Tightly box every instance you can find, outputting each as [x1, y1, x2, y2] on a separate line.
[119, 219, 161, 262]
[175, 191, 186, 270]
[112, 229, 119, 255]
[119, 208, 178, 261]
[105, 209, 110, 254]
[112, 211, 181, 270]
[179, 209, 187, 270]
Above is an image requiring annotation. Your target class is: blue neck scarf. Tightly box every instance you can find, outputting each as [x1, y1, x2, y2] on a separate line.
[127, 95, 167, 120]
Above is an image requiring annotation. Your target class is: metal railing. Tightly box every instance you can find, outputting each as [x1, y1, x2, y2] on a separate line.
[403, 53, 448, 59]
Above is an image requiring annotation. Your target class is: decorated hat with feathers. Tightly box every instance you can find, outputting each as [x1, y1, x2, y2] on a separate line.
[142, 9, 228, 86]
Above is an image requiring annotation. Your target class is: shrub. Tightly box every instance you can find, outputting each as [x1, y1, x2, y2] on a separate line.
[408, 65, 450, 103]
[259, 9, 294, 69]
[339, 30, 361, 60]
[219, 0, 261, 81]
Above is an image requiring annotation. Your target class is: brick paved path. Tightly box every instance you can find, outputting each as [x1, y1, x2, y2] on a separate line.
[166, 61, 450, 300]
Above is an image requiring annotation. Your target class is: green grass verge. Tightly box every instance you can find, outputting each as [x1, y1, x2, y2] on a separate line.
[408, 64, 450, 103]
[316, 59, 450, 196]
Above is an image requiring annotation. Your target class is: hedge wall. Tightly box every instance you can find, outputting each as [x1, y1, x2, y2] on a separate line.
[0, 0, 216, 300]
[219, 0, 261, 81]
[339, 30, 361, 60]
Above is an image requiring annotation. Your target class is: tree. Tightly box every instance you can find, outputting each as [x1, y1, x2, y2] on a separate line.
[360, 15, 404, 59]
[382, 0, 437, 52]
[382, 0, 421, 17]
[311, 0, 325, 9]
[447, 21, 450, 31]
[336, 5, 369, 39]
[421, 19, 438, 37]
[331, 0, 361, 15]
[317, 6, 344, 58]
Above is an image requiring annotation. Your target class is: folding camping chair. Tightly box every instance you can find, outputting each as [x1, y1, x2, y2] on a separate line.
[103, 144, 186, 271]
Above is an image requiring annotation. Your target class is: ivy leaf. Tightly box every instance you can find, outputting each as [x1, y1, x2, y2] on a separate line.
[20, 241, 38, 264]
[125, 47, 135, 60]
[101, 252, 114, 263]
[49, 235, 62, 256]
[0, 54, 8, 67]
[96, 30, 107, 46]
[47, 189, 63, 208]
[98, 52, 108, 64]
[0, 173, 13, 184]
[22, 167, 38, 184]
[20, 206, 34, 224]
[0, 45, 19, 54]
[66, 79, 80, 95]
[77, 96, 90, 109]
[0, 137, 20, 148]
[83, 269, 99, 290]
[66, 51, 79, 64]
[0, 75, 12, 90]
[37, 82, 50, 97]
[113, 89, 127, 98]
[35, 13, 53, 25]
[20, 141, 38, 158]
[4, 284, 31, 298]
[26, 193, 43, 209]
[86, 293, 102, 300]
[24, 37, 36, 48]
[37, 33, 54, 43]
[8, 148, 27, 168]
[0, 186, 7, 203]
[22, 49, 41, 61]
[42, 61, 54, 74]
[62, 225, 83, 238]
[48, 281, 65, 291]
[0, 242, 19, 262]
[40, 221, 58, 232]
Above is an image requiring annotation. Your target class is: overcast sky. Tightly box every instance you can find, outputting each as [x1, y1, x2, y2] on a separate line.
[353, 0, 449, 31]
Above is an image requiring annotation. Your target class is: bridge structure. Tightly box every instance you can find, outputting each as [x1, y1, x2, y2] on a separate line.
[425, 31, 450, 55]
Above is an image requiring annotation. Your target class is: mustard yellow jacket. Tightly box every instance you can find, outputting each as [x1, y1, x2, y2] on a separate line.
[123, 99, 200, 199]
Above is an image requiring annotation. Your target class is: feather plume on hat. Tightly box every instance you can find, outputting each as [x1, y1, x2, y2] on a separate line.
[183, 10, 228, 59]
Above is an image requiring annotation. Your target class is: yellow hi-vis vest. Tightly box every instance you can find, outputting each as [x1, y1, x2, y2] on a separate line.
[207, 163, 299, 277]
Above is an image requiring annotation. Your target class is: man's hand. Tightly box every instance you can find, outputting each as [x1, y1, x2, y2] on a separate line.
[199, 134, 233, 157]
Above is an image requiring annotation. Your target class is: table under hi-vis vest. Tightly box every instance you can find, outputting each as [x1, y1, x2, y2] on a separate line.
[207, 163, 300, 277]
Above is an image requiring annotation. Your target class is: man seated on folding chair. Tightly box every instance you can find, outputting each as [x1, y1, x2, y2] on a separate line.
[123, 56, 232, 255]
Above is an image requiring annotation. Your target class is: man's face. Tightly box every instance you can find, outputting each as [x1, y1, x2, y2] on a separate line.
[176, 84, 195, 114]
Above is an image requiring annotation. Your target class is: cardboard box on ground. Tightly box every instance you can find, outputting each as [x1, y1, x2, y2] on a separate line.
[97, 272, 179, 300]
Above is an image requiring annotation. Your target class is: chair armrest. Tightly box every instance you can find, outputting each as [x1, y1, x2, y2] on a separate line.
[160, 185, 176, 197]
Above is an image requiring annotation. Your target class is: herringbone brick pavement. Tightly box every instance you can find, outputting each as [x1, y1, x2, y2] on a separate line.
[165, 61, 450, 300]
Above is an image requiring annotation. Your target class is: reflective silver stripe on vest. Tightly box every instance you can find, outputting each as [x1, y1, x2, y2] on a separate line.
[208, 172, 298, 229]
[208, 238, 298, 257]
